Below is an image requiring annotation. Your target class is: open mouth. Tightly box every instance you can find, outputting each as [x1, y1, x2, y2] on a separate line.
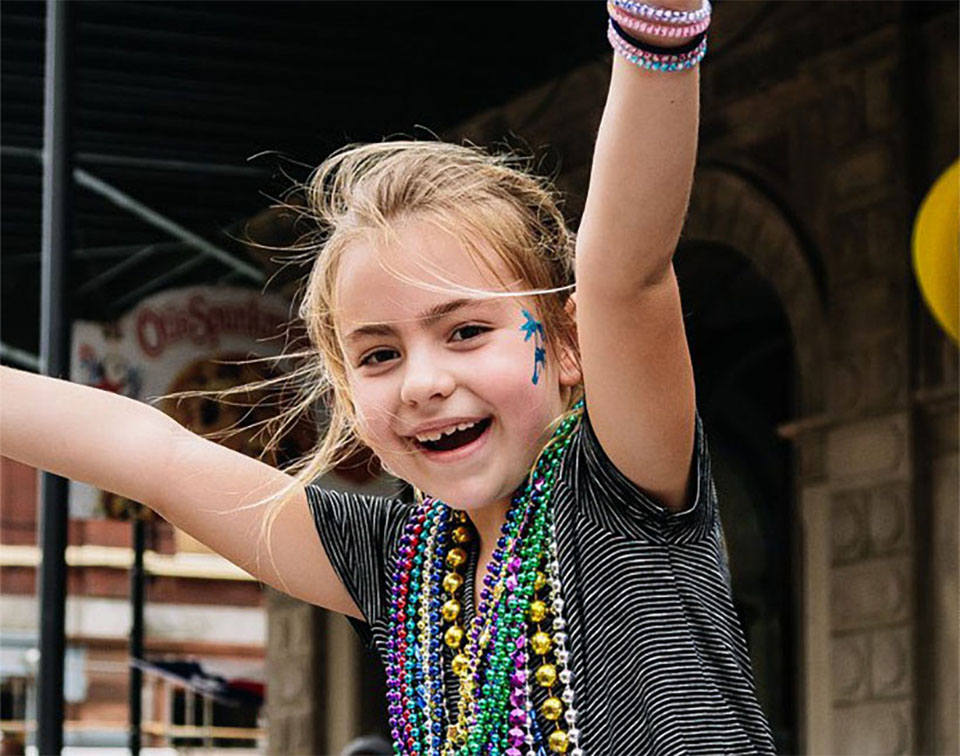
[413, 417, 493, 453]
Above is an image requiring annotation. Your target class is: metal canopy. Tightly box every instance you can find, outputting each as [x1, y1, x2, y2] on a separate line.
[1, 1, 609, 367]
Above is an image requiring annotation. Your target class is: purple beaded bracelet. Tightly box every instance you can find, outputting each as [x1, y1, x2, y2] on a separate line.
[610, 0, 711, 25]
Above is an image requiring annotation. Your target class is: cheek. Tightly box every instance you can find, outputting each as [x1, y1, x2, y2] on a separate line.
[347, 379, 397, 448]
[479, 337, 555, 421]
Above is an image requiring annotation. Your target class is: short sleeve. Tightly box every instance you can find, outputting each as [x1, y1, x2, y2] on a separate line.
[573, 403, 717, 544]
[305, 485, 411, 648]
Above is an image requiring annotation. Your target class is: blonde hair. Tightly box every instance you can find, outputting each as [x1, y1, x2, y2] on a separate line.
[172, 139, 583, 592]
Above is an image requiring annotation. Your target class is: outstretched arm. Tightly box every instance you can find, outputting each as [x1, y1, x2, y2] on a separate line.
[575, 2, 703, 511]
[0, 366, 363, 617]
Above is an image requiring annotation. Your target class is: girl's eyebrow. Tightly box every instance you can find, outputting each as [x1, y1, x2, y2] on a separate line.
[345, 298, 484, 344]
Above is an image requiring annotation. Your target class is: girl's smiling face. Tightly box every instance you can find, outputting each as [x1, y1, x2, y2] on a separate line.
[336, 218, 581, 511]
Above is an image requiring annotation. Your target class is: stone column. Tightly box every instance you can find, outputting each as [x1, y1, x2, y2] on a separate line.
[826, 415, 915, 754]
[325, 612, 361, 754]
[918, 394, 959, 754]
[790, 422, 831, 755]
[812, 25, 924, 754]
[266, 588, 324, 755]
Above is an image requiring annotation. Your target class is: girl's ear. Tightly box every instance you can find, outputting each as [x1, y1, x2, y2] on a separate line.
[558, 294, 582, 388]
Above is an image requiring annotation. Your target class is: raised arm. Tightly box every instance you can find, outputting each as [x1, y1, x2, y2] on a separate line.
[574, 2, 704, 511]
[0, 365, 362, 617]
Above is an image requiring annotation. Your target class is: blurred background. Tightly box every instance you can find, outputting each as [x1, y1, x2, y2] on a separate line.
[0, 2, 957, 755]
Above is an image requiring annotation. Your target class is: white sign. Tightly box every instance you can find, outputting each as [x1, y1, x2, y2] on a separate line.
[68, 286, 293, 520]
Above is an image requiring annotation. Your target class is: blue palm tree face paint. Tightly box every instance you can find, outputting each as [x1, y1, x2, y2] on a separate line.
[520, 309, 547, 385]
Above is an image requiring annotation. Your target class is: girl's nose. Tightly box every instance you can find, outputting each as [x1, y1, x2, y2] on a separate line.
[399, 359, 456, 406]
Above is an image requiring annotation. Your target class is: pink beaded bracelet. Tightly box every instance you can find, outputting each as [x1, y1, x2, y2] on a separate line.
[608, 3, 711, 39]
[610, 0, 711, 25]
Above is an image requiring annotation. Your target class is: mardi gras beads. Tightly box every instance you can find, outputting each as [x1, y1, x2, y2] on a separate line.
[453, 503, 529, 755]
[386, 405, 584, 756]
[544, 516, 580, 755]
[385, 503, 431, 753]
[483, 413, 582, 756]
[420, 505, 454, 750]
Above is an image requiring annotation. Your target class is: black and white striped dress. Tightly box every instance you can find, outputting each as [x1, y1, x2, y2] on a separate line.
[307, 407, 776, 754]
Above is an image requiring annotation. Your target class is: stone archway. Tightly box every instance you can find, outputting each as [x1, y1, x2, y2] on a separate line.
[681, 165, 830, 753]
[685, 165, 828, 418]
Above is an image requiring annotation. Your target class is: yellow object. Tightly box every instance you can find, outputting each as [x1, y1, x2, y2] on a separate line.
[452, 653, 469, 676]
[542, 697, 564, 721]
[534, 571, 548, 591]
[529, 600, 548, 623]
[452, 525, 472, 544]
[442, 599, 461, 622]
[445, 547, 467, 568]
[548, 729, 570, 753]
[531, 631, 553, 655]
[443, 572, 464, 594]
[912, 159, 959, 344]
[444, 625, 464, 649]
[536, 663, 558, 687]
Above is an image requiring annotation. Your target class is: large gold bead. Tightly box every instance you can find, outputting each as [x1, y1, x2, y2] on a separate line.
[531, 631, 553, 655]
[445, 547, 467, 568]
[535, 663, 557, 687]
[451, 653, 469, 677]
[541, 697, 564, 721]
[444, 625, 464, 649]
[452, 525, 472, 544]
[441, 599, 461, 622]
[548, 729, 570, 754]
[534, 571, 548, 591]
[443, 572, 464, 594]
[528, 600, 548, 623]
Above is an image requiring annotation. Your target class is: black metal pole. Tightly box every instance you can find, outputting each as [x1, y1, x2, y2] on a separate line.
[129, 513, 146, 755]
[37, 1, 74, 754]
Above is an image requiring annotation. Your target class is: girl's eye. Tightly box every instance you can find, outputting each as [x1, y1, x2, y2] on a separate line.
[359, 348, 399, 367]
[451, 324, 490, 342]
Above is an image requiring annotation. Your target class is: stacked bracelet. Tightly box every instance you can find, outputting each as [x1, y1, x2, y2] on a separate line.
[605, 0, 711, 72]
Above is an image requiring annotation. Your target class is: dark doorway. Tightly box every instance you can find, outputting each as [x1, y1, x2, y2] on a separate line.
[675, 240, 798, 754]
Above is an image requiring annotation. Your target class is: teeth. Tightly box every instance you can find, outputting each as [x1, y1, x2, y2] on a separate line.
[415, 419, 479, 443]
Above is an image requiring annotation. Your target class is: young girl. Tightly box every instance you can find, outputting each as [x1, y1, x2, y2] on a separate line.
[2, 2, 776, 754]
